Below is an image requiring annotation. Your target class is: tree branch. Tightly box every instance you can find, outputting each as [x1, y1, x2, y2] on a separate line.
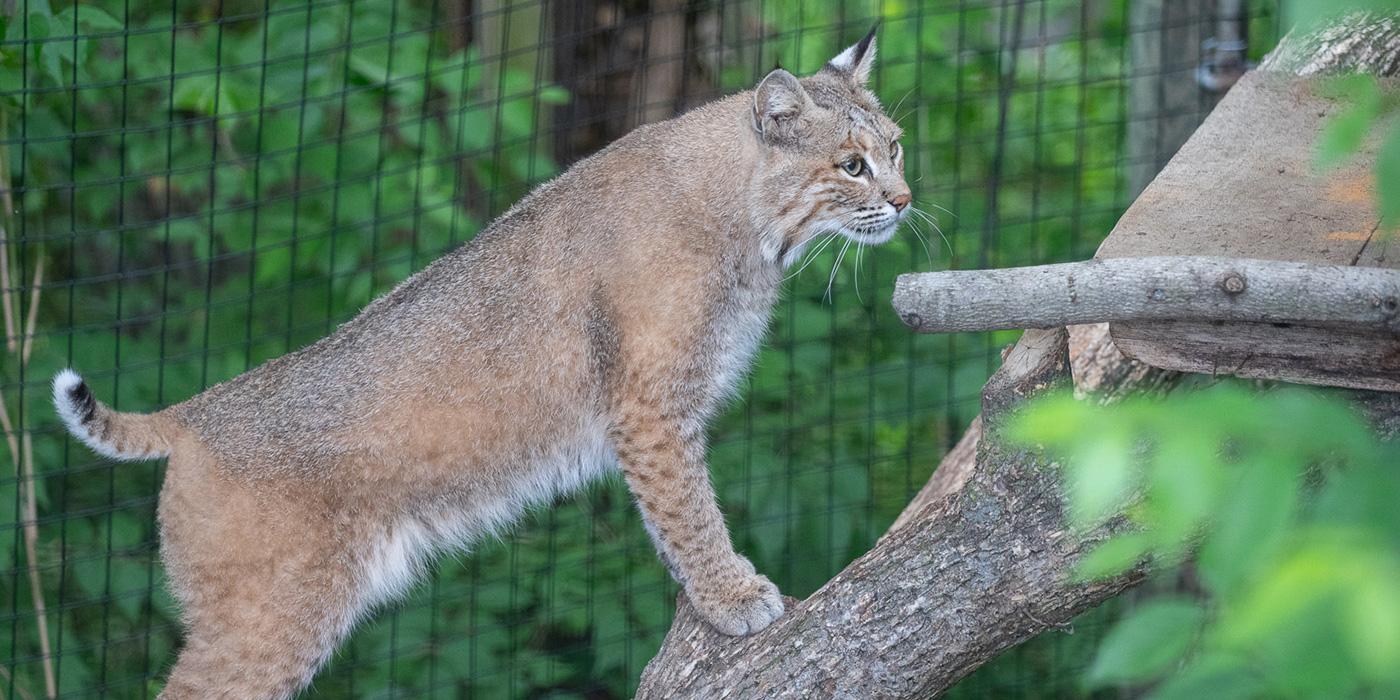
[891, 256, 1400, 334]
[636, 326, 1176, 698]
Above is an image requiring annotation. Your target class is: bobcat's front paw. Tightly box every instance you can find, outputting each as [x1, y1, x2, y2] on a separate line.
[691, 572, 784, 636]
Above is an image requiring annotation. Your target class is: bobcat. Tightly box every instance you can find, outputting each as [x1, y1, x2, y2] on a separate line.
[54, 29, 909, 699]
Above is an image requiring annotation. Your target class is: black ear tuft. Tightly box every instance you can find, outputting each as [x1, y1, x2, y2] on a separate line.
[825, 23, 880, 86]
[853, 24, 878, 63]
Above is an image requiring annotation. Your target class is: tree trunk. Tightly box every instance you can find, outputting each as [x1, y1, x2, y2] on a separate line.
[636, 12, 1400, 699]
[635, 0, 687, 127]
[636, 325, 1173, 699]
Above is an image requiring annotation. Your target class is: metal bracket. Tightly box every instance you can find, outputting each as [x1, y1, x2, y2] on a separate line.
[1198, 36, 1253, 92]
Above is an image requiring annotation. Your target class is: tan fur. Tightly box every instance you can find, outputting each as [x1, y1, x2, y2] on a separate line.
[54, 33, 909, 699]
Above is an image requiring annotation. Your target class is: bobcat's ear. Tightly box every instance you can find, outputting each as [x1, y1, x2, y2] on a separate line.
[752, 68, 810, 144]
[825, 26, 878, 86]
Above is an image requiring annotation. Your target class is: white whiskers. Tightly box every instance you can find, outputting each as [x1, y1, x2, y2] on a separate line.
[825, 238, 852, 304]
[908, 205, 953, 263]
[780, 207, 947, 307]
[853, 241, 866, 304]
[782, 230, 841, 282]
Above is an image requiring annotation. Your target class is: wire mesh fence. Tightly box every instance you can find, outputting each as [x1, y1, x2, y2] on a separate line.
[1, 0, 1279, 697]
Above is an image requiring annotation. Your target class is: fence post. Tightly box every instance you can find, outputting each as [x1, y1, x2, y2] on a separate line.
[1127, 0, 1227, 197]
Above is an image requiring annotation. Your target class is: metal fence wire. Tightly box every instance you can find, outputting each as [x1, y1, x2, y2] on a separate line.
[1, 0, 1280, 697]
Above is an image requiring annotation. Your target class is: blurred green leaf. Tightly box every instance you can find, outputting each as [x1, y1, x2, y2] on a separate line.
[1145, 433, 1220, 554]
[1148, 655, 1262, 700]
[538, 85, 570, 105]
[1066, 433, 1135, 526]
[1197, 457, 1297, 599]
[1286, 0, 1400, 29]
[1086, 598, 1203, 687]
[1007, 392, 1086, 447]
[1347, 562, 1400, 681]
[1316, 80, 1381, 169]
[1377, 113, 1400, 228]
[1072, 533, 1151, 582]
[1018, 381, 1397, 698]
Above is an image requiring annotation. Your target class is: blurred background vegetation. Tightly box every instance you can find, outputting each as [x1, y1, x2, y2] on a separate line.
[1014, 382, 1400, 700]
[0, 0, 1290, 697]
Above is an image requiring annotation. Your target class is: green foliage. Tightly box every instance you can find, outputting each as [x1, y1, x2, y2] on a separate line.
[1314, 73, 1400, 226]
[1306, 0, 1400, 227]
[1012, 384, 1400, 698]
[3, 0, 569, 696]
[1085, 598, 1203, 686]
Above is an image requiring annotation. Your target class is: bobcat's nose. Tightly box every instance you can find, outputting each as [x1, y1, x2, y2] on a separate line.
[888, 192, 911, 212]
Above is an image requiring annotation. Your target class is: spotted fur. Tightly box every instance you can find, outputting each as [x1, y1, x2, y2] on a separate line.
[53, 31, 910, 699]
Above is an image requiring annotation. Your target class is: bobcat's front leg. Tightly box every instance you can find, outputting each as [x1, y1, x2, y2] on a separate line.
[610, 407, 784, 636]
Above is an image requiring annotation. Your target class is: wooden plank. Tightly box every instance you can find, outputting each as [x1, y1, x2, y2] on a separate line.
[1099, 71, 1385, 266]
[1113, 320, 1400, 391]
[1358, 228, 1398, 268]
[1097, 70, 1400, 391]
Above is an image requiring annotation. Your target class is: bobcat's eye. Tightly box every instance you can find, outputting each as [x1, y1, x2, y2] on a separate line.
[890, 141, 901, 160]
[841, 157, 866, 177]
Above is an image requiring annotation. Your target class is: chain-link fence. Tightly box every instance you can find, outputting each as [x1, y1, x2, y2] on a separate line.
[2, 0, 1278, 697]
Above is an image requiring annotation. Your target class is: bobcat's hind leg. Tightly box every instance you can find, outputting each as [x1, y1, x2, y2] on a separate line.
[156, 457, 364, 699]
[158, 571, 357, 700]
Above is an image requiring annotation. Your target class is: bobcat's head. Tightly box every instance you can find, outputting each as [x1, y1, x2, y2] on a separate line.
[749, 29, 912, 267]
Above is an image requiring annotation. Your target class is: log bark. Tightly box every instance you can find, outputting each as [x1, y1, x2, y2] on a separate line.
[1258, 12, 1400, 77]
[636, 326, 1177, 699]
[890, 256, 1400, 334]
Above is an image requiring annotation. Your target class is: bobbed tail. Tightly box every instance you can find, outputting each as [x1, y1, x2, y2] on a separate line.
[52, 369, 175, 461]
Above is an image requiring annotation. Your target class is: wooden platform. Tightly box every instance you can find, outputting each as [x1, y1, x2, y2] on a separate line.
[1095, 71, 1400, 391]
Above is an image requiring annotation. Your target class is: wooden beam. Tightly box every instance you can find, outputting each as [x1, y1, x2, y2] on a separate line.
[1112, 319, 1400, 391]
